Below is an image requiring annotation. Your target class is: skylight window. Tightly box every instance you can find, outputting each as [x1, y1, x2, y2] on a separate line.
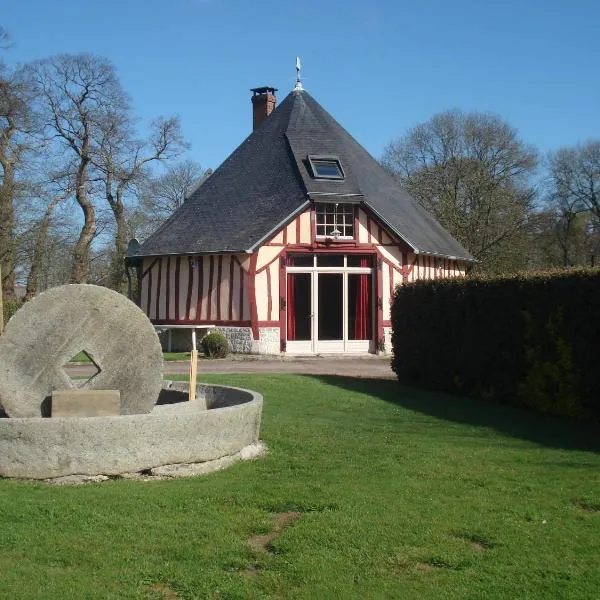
[308, 155, 345, 180]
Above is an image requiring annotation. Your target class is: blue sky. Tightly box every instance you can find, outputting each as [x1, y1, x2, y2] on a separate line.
[3, 0, 599, 172]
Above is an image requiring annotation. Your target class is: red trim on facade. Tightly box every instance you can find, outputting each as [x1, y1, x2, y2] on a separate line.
[257, 320, 280, 327]
[239, 266, 245, 320]
[152, 319, 252, 327]
[401, 251, 409, 284]
[207, 255, 215, 321]
[156, 257, 163, 321]
[354, 210, 360, 243]
[174, 257, 181, 320]
[279, 253, 286, 352]
[266, 263, 272, 320]
[185, 259, 193, 320]
[216, 255, 223, 320]
[382, 319, 392, 327]
[140, 257, 159, 278]
[283, 225, 287, 245]
[296, 215, 301, 244]
[165, 257, 171, 320]
[196, 258, 204, 321]
[248, 253, 260, 340]
[256, 248, 284, 274]
[228, 256, 235, 320]
[147, 261, 153, 319]
[378, 225, 383, 244]
[284, 243, 377, 253]
[376, 250, 384, 347]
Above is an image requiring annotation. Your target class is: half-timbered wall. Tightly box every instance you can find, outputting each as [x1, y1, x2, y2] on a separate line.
[139, 204, 467, 354]
[140, 254, 251, 323]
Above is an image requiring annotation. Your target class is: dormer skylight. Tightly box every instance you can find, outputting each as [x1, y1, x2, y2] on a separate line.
[308, 155, 345, 180]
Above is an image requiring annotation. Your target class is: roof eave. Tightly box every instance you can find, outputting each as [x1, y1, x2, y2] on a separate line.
[246, 199, 311, 253]
[364, 201, 475, 262]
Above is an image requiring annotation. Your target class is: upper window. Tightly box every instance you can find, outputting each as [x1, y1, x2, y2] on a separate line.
[315, 203, 354, 239]
[308, 155, 345, 180]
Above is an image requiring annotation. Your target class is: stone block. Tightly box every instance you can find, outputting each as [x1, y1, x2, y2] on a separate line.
[51, 389, 121, 417]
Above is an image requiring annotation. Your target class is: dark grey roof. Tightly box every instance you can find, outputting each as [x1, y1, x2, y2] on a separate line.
[137, 89, 474, 261]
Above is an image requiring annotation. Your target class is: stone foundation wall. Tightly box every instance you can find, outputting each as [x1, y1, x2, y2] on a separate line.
[383, 327, 393, 355]
[219, 326, 281, 355]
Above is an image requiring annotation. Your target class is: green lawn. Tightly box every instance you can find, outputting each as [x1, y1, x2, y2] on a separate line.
[0, 374, 599, 599]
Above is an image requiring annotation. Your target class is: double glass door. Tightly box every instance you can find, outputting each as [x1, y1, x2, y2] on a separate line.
[286, 255, 373, 354]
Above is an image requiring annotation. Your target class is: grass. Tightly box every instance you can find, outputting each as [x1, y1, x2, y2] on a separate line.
[1, 374, 599, 599]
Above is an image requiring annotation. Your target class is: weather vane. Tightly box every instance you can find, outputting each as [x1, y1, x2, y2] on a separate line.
[294, 56, 303, 91]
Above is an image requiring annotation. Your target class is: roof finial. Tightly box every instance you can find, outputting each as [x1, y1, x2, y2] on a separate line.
[294, 56, 304, 91]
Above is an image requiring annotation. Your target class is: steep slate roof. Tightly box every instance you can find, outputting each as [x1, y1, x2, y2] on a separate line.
[137, 89, 474, 261]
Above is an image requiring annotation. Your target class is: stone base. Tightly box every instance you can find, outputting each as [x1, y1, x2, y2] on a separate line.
[45, 442, 267, 485]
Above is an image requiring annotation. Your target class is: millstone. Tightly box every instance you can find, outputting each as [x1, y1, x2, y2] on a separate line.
[0, 284, 164, 417]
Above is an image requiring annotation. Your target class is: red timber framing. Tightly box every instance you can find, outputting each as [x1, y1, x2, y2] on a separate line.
[138, 203, 467, 352]
[140, 254, 250, 325]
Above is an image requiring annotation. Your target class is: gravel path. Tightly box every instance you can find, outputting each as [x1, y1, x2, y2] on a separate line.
[65, 356, 395, 379]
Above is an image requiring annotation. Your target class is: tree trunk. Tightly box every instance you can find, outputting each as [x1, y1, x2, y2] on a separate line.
[0, 161, 16, 302]
[70, 157, 96, 283]
[25, 194, 63, 300]
[108, 199, 128, 292]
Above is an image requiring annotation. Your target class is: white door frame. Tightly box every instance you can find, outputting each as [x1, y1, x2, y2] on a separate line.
[286, 256, 373, 354]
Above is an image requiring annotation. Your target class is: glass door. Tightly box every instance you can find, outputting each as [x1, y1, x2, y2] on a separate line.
[315, 273, 344, 353]
[286, 272, 313, 354]
[286, 254, 374, 354]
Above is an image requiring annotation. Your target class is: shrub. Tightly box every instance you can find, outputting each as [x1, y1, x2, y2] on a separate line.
[201, 331, 229, 359]
[391, 268, 600, 421]
[3, 300, 22, 326]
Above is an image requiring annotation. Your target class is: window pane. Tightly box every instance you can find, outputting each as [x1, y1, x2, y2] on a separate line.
[287, 254, 313, 267]
[348, 273, 372, 340]
[347, 255, 372, 268]
[314, 161, 343, 178]
[317, 254, 344, 267]
[318, 274, 343, 340]
[287, 273, 311, 341]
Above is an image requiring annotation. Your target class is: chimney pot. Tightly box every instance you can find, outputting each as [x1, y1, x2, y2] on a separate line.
[250, 86, 277, 130]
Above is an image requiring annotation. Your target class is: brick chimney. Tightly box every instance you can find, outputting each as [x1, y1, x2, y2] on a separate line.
[250, 86, 277, 130]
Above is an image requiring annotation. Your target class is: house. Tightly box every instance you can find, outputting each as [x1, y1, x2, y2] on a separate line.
[130, 79, 474, 354]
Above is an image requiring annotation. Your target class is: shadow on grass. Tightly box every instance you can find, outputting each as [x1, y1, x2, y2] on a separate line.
[312, 375, 600, 454]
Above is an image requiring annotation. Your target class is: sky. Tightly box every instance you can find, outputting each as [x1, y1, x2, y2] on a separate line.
[3, 0, 600, 172]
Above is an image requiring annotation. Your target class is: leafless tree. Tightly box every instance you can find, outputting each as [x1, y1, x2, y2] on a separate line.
[94, 114, 188, 291]
[0, 62, 36, 300]
[382, 110, 539, 273]
[29, 54, 128, 283]
[545, 141, 600, 266]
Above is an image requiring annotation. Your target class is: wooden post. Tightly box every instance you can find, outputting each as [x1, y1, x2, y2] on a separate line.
[189, 328, 198, 401]
[0, 264, 4, 336]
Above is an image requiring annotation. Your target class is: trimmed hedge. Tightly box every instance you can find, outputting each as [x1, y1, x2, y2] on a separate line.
[201, 331, 230, 359]
[391, 269, 600, 421]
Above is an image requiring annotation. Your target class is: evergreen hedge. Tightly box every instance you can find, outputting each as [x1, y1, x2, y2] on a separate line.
[391, 269, 600, 420]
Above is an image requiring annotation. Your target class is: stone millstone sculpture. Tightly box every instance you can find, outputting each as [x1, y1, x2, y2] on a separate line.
[0, 284, 164, 417]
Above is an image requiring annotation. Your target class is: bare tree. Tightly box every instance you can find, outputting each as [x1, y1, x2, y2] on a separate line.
[548, 141, 600, 220]
[382, 110, 539, 272]
[131, 159, 210, 242]
[545, 141, 600, 267]
[0, 62, 35, 300]
[30, 54, 129, 283]
[94, 115, 187, 291]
